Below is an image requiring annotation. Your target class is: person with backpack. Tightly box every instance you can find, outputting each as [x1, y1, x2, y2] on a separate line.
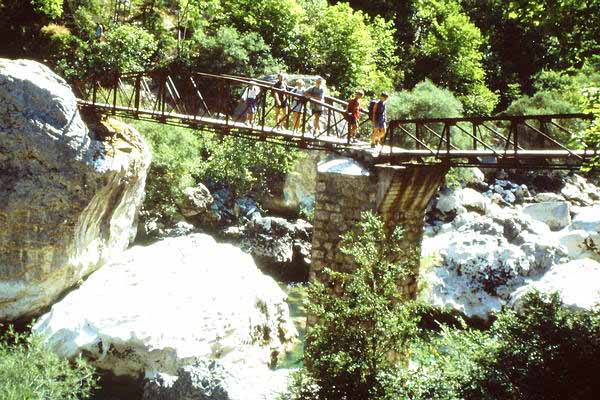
[346, 89, 364, 143]
[304, 77, 326, 135]
[370, 92, 389, 147]
[242, 81, 261, 126]
[273, 72, 289, 129]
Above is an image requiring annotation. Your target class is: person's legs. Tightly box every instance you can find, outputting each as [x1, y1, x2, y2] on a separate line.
[349, 123, 356, 141]
[293, 112, 301, 132]
[313, 111, 321, 134]
[375, 128, 385, 145]
[274, 107, 280, 126]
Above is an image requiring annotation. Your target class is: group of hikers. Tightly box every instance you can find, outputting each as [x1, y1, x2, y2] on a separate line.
[241, 73, 389, 147]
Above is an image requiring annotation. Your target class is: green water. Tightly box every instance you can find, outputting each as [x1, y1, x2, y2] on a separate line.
[278, 283, 308, 369]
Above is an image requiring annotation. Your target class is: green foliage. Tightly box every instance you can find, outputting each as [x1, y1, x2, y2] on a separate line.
[285, 211, 420, 400]
[505, 91, 578, 116]
[90, 24, 158, 74]
[579, 87, 600, 171]
[198, 136, 299, 198]
[181, 26, 282, 76]
[387, 80, 469, 148]
[221, 0, 305, 66]
[40, 23, 89, 80]
[0, 326, 97, 400]
[132, 120, 299, 221]
[298, 2, 396, 96]
[388, 80, 463, 120]
[398, 291, 600, 400]
[409, 0, 497, 114]
[130, 120, 204, 221]
[31, 0, 63, 19]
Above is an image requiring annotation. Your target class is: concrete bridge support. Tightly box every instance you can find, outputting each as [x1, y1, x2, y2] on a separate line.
[310, 157, 448, 298]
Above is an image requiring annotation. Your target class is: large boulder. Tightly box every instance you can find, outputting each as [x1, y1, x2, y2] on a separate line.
[522, 201, 571, 231]
[177, 184, 213, 218]
[33, 234, 297, 399]
[423, 209, 568, 320]
[510, 259, 600, 311]
[0, 59, 151, 320]
[237, 216, 312, 282]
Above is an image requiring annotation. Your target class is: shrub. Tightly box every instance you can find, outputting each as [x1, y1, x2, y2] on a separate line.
[0, 326, 97, 400]
[131, 120, 299, 222]
[386, 80, 468, 148]
[284, 211, 420, 400]
[90, 25, 158, 74]
[399, 291, 600, 400]
[130, 120, 204, 222]
[197, 135, 299, 198]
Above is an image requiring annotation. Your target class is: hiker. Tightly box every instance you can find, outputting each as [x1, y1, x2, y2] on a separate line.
[242, 81, 261, 126]
[371, 92, 389, 147]
[305, 77, 326, 135]
[346, 89, 364, 143]
[290, 79, 306, 133]
[273, 72, 289, 128]
[95, 23, 104, 39]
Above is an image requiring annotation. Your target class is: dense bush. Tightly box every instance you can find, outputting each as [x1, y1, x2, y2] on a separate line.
[399, 291, 600, 400]
[0, 326, 97, 400]
[131, 120, 299, 222]
[284, 211, 420, 400]
[386, 80, 468, 148]
[388, 80, 463, 120]
[90, 24, 158, 74]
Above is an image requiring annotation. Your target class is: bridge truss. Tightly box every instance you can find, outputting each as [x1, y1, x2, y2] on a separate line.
[74, 69, 598, 170]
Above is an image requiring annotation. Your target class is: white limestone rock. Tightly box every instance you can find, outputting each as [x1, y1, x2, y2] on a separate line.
[0, 59, 151, 320]
[522, 201, 571, 231]
[177, 184, 213, 217]
[534, 192, 565, 203]
[423, 206, 568, 320]
[510, 259, 600, 311]
[555, 230, 600, 261]
[571, 205, 600, 232]
[34, 234, 297, 399]
[435, 187, 489, 217]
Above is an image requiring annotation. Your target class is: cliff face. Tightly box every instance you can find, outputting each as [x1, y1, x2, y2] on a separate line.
[0, 59, 151, 320]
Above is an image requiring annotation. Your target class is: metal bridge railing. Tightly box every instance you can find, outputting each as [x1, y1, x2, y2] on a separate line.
[75, 69, 354, 150]
[73, 69, 598, 169]
[382, 114, 596, 168]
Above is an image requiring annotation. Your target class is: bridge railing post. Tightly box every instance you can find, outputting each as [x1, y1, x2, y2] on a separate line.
[92, 80, 97, 105]
[112, 73, 118, 114]
[134, 75, 141, 114]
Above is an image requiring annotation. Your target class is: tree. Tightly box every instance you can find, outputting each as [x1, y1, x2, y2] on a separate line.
[285, 211, 420, 400]
[463, 0, 600, 107]
[303, 2, 398, 96]
[398, 292, 600, 400]
[89, 24, 158, 73]
[411, 0, 498, 115]
[31, 0, 63, 19]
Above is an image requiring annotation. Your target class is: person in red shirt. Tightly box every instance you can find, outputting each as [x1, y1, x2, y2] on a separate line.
[346, 89, 364, 143]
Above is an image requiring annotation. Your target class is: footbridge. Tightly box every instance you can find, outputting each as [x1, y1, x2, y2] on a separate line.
[75, 69, 596, 169]
[75, 69, 599, 298]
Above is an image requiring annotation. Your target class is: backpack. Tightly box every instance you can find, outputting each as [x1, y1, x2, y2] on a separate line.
[368, 100, 378, 120]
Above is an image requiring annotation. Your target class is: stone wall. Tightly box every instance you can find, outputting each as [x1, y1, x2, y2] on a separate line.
[310, 157, 448, 299]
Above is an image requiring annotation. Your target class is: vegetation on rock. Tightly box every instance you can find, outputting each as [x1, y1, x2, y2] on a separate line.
[0, 326, 97, 400]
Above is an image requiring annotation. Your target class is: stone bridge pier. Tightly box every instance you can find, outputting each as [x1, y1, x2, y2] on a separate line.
[310, 157, 449, 298]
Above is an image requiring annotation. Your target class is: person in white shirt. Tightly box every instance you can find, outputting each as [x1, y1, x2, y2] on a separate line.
[242, 81, 261, 126]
